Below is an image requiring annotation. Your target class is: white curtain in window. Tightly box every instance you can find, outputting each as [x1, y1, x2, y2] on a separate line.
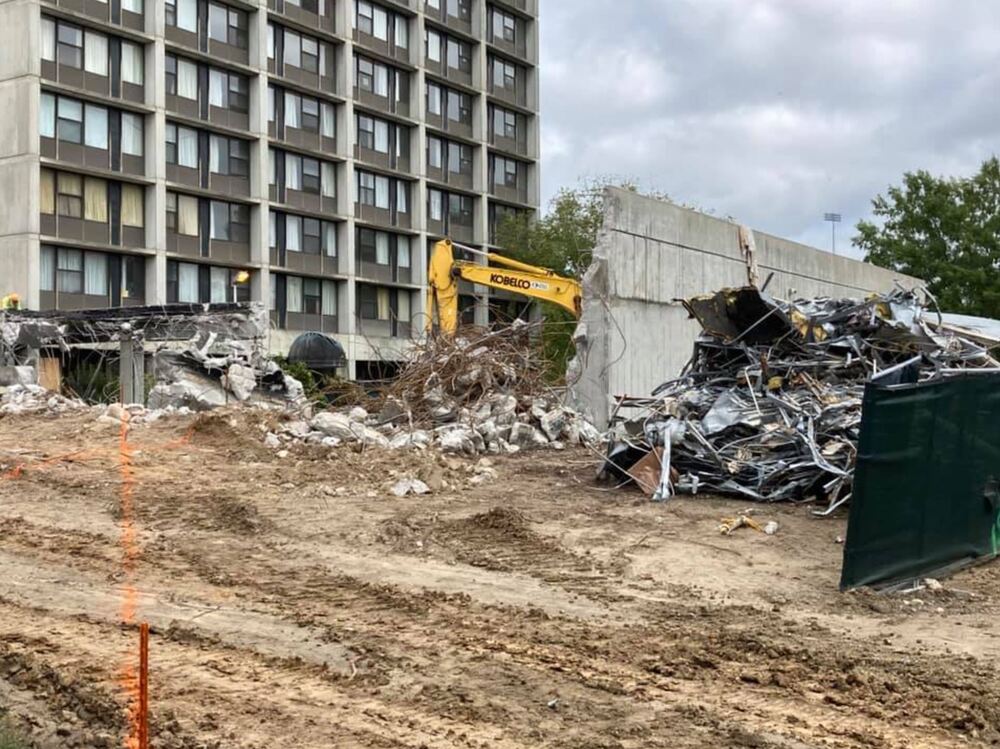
[121, 113, 143, 156]
[178, 59, 198, 100]
[121, 42, 143, 85]
[285, 154, 302, 189]
[40, 246, 55, 291]
[269, 211, 277, 248]
[41, 17, 55, 61]
[375, 232, 389, 265]
[178, 262, 198, 302]
[122, 0, 142, 13]
[397, 291, 410, 322]
[267, 86, 275, 123]
[178, 195, 199, 236]
[374, 121, 389, 153]
[321, 162, 336, 198]
[427, 31, 441, 62]
[84, 252, 107, 295]
[396, 182, 407, 213]
[84, 104, 108, 149]
[208, 3, 227, 41]
[284, 92, 300, 128]
[376, 288, 390, 320]
[374, 176, 389, 209]
[323, 223, 336, 257]
[267, 23, 275, 59]
[285, 215, 301, 251]
[397, 236, 410, 267]
[429, 190, 443, 220]
[210, 201, 229, 240]
[178, 127, 198, 168]
[283, 31, 301, 67]
[84, 31, 108, 76]
[373, 7, 388, 39]
[395, 18, 408, 48]
[427, 84, 441, 115]
[374, 65, 388, 96]
[322, 280, 337, 315]
[210, 266, 228, 303]
[209, 135, 224, 173]
[286, 276, 303, 313]
[177, 0, 197, 31]
[121, 184, 144, 228]
[209, 70, 227, 107]
[40, 93, 55, 138]
[39, 169, 55, 214]
[84, 178, 108, 222]
[321, 103, 335, 138]
[269, 149, 276, 185]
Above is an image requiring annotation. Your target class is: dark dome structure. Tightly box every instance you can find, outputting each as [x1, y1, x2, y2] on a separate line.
[287, 332, 346, 373]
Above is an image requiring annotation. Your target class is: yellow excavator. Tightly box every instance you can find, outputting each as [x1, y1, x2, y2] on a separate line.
[426, 238, 582, 335]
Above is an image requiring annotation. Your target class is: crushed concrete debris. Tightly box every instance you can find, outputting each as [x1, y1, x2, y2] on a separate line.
[602, 286, 997, 509]
[303, 325, 603, 456]
[390, 478, 431, 497]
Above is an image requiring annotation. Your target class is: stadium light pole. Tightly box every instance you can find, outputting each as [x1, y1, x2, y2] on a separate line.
[824, 213, 842, 255]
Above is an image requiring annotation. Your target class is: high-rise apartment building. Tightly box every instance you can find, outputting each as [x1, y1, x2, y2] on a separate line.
[0, 0, 540, 377]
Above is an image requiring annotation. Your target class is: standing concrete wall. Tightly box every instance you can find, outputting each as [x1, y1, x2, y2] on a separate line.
[572, 188, 923, 428]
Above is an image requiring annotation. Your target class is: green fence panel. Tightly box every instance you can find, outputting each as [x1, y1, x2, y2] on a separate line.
[840, 373, 1000, 590]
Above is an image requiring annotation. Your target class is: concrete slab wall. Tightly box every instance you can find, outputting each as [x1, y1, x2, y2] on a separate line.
[572, 188, 924, 428]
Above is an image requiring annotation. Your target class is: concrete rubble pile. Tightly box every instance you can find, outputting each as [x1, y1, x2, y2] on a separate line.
[278, 323, 603, 456]
[602, 286, 998, 510]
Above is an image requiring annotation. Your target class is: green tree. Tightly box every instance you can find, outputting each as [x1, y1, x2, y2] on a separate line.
[856, 157, 1000, 318]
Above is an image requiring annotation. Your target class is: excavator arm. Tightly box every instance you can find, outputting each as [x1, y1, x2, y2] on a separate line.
[426, 239, 582, 335]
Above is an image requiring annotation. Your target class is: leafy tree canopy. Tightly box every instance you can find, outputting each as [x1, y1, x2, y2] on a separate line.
[856, 157, 1000, 318]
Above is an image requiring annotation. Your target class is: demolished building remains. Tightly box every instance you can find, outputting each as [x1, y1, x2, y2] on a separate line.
[602, 286, 998, 510]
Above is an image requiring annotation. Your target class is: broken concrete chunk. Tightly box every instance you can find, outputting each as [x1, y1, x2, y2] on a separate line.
[222, 363, 257, 402]
[0, 366, 37, 387]
[539, 409, 568, 441]
[437, 427, 476, 454]
[390, 478, 431, 497]
[348, 406, 369, 422]
[311, 412, 355, 440]
[388, 430, 431, 450]
[263, 432, 281, 449]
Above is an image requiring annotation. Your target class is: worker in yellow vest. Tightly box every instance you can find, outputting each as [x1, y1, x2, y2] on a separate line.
[0, 293, 20, 310]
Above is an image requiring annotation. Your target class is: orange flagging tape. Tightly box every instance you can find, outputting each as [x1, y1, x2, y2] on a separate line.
[139, 622, 149, 749]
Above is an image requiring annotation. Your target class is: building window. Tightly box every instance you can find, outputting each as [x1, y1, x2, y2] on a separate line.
[122, 0, 143, 14]
[427, 136, 442, 168]
[357, 171, 376, 205]
[426, 82, 442, 115]
[210, 201, 249, 242]
[84, 251, 109, 295]
[165, 123, 199, 168]
[492, 105, 518, 139]
[167, 192, 199, 236]
[84, 177, 108, 222]
[447, 89, 471, 124]
[57, 248, 84, 294]
[448, 141, 472, 174]
[208, 3, 248, 48]
[284, 29, 321, 72]
[426, 29, 441, 62]
[56, 97, 83, 144]
[166, 55, 199, 100]
[84, 31, 108, 76]
[446, 38, 472, 72]
[122, 184, 144, 228]
[398, 236, 411, 268]
[447, 0, 470, 21]
[56, 172, 83, 218]
[358, 284, 379, 320]
[492, 7, 516, 42]
[210, 135, 250, 177]
[492, 56, 518, 89]
[491, 154, 521, 188]
[209, 69, 249, 113]
[286, 275, 303, 312]
[121, 41, 144, 85]
[57, 24, 83, 68]
[354, 56, 389, 97]
[303, 278, 321, 314]
[302, 157, 320, 193]
[449, 192, 473, 224]
[323, 280, 337, 315]
[428, 188, 443, 221]
[167, 0, 198, 32]
[121, 112, 146, 157]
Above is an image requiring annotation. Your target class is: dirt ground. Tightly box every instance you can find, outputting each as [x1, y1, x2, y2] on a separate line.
[1, 408, 999, 749]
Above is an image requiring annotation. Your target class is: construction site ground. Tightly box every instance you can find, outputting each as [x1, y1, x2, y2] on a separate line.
[1, 409, 999, 749]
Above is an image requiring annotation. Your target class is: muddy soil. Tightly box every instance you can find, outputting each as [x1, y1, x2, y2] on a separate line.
[1, 408, 999, 748]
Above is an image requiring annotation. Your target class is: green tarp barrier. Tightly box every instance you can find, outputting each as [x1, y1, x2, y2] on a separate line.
[840, 372, 1000, 590]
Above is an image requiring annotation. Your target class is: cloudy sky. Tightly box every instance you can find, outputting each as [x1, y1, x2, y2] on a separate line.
[539, 0, 1000, 258]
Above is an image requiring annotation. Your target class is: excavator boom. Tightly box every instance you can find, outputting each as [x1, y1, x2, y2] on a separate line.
[426, 239, 582, 335]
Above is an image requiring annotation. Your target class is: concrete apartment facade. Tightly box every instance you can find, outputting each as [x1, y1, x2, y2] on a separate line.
[0, 0, 540, 377]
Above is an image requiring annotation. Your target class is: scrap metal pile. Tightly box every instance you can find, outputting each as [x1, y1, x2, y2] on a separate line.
[604, 287, 999, 510]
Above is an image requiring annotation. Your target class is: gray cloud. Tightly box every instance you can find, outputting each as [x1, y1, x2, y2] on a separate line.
[540, 0, 1000, 257]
